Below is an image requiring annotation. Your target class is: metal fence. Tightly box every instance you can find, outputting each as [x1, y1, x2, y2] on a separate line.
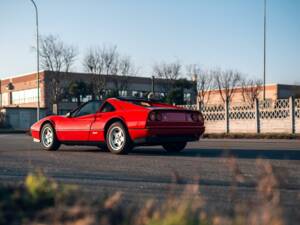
[177, 97, 300, 134]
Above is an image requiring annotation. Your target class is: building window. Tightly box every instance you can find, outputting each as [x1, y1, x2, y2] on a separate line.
[81, 95, 92, 102]
[70, 95, 92, 103]
[119, 90, 127, 97]
[11, 88, 39, 104]
[184, 93, 191, 104]
[132, 91, 138, 97]
[1, 93, 10, 106]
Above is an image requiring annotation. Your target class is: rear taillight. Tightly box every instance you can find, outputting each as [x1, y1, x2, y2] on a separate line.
[190, 112, 203, 122]
[191, 113, 199, 122]
[149, 112, 156, 121]
[198, 113, 204, 122]
[156, 112, 162, 121]
[148, 111, 163, 121]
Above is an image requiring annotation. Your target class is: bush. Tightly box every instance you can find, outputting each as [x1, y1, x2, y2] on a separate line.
[0, 171, 74, 225]
[0, 162, 288, 225]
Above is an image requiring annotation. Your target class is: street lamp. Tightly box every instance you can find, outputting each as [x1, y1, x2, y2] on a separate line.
[151, 76, 155, 94]
[29, 0, 40, 121]
[263, 0, 267, 100]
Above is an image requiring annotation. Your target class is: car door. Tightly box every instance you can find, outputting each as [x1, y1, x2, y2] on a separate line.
[89, 102, 117, 141]
[56, 101, 103, 141]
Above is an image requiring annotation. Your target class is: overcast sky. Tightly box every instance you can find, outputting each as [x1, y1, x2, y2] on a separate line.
[0, 0, 299, 84]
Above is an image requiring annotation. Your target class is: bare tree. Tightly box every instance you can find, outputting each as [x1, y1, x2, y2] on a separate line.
[83, 45, 136, 97]
[152, 61, 181, 80]
[111, 55, 137, 94]
[83, 47, 106, 99]
[83, 47, 104, 74]
[213, 69, 242, 103]
[40, 35, 77, 73]
[152, 61, 181, 94]
[39, 35, 77, 108]
[186, 65, 214, 105]
[102, 45, 118, 75]
[241, 78, 263, 105]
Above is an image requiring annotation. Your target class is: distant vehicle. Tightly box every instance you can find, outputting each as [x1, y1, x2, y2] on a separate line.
[30, 97, 205, 154]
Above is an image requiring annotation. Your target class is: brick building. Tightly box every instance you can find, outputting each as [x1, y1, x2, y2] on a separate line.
[201, 84, 300, 104]
[0, 71, 195, 129]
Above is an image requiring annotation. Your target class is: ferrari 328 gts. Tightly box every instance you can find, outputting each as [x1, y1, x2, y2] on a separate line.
[30, 97, 205, 154]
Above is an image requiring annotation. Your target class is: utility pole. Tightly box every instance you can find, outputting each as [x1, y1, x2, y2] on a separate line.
[263, 0, 267, 100]
[30, 0, 40, 121]
[151, 76, 155, 94]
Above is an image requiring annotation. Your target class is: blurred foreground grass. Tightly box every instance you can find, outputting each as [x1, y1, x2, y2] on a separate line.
[0, 159, 289, 225]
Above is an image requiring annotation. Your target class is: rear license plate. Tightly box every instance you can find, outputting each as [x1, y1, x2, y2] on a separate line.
[163, 112, 186, 122]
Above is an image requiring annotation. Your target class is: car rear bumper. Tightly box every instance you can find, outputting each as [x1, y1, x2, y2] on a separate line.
[130, 126, 205, 145]
[133, 135, 200, 145]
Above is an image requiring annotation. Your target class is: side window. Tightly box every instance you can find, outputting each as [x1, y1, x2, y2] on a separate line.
[100, 102, 115, 113]
[73, 101, 102, 117]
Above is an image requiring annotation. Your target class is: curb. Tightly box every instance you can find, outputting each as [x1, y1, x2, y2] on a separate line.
[203, 133, 300, 140]
[0, 130, 28, 134]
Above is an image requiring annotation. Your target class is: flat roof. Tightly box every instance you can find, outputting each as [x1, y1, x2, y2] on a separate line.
[0, 70, 176, 86]
[0, 71, 44, 81]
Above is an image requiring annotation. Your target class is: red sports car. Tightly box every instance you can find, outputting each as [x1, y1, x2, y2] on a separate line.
[30, 97, 205, 154]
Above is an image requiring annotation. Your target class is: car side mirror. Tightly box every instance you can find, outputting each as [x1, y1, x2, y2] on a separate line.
[65, 112, 71, 118]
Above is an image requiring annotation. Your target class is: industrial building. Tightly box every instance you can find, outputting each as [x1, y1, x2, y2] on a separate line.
[0, 71, 195, 129]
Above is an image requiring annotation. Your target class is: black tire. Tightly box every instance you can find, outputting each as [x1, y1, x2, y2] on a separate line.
[106, 122, 132, 154]
[40, 123, 60, 151]
[162, 142, 187, 153]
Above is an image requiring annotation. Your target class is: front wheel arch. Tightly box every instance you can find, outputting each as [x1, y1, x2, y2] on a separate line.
[39, 120, 56, 140]
[40, 122, 60, 151]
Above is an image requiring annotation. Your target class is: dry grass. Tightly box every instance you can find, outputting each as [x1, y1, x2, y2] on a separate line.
[0, 159, 293, 225]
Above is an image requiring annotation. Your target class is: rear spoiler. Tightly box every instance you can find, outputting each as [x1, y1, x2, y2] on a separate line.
[148, 108, 200, 113]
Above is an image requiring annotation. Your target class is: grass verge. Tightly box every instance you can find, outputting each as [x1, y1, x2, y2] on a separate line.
[0, 159, 294, 225]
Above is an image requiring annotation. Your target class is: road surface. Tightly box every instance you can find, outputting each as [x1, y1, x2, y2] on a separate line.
[0, 134, 299, 219]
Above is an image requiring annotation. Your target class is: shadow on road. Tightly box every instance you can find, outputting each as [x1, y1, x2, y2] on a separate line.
[132, 148, 300, 160]
[57, 146, 300, 160]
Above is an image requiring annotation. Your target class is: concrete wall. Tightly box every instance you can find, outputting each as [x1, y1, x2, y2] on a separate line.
[229, 119, 257, 133]
[1, 108, 46, 130]
[205, 121, 226, 133]
[260, 118, 291, 133]
[296, 118, 300, 134]
[183, 97, 300, 134]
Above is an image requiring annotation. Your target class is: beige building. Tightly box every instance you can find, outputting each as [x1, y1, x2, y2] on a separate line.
[201, 84, 300, 105]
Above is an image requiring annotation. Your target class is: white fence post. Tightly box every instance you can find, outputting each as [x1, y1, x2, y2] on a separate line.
[289, 96, 295, 134]
[225, 98, 229, 133]
[197, 100, 202, 112]
[255, 98, 260, 133]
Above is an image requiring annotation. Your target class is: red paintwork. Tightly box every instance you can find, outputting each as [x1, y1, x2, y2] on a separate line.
[30, 98, 205, 144]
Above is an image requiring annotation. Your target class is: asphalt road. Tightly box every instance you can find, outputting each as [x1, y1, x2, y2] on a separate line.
[0, 134, 300, 219]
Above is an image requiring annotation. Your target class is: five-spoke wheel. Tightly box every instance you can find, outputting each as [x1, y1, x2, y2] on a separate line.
[106, 122, 132, 154]
[41, 123, 60, 151]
